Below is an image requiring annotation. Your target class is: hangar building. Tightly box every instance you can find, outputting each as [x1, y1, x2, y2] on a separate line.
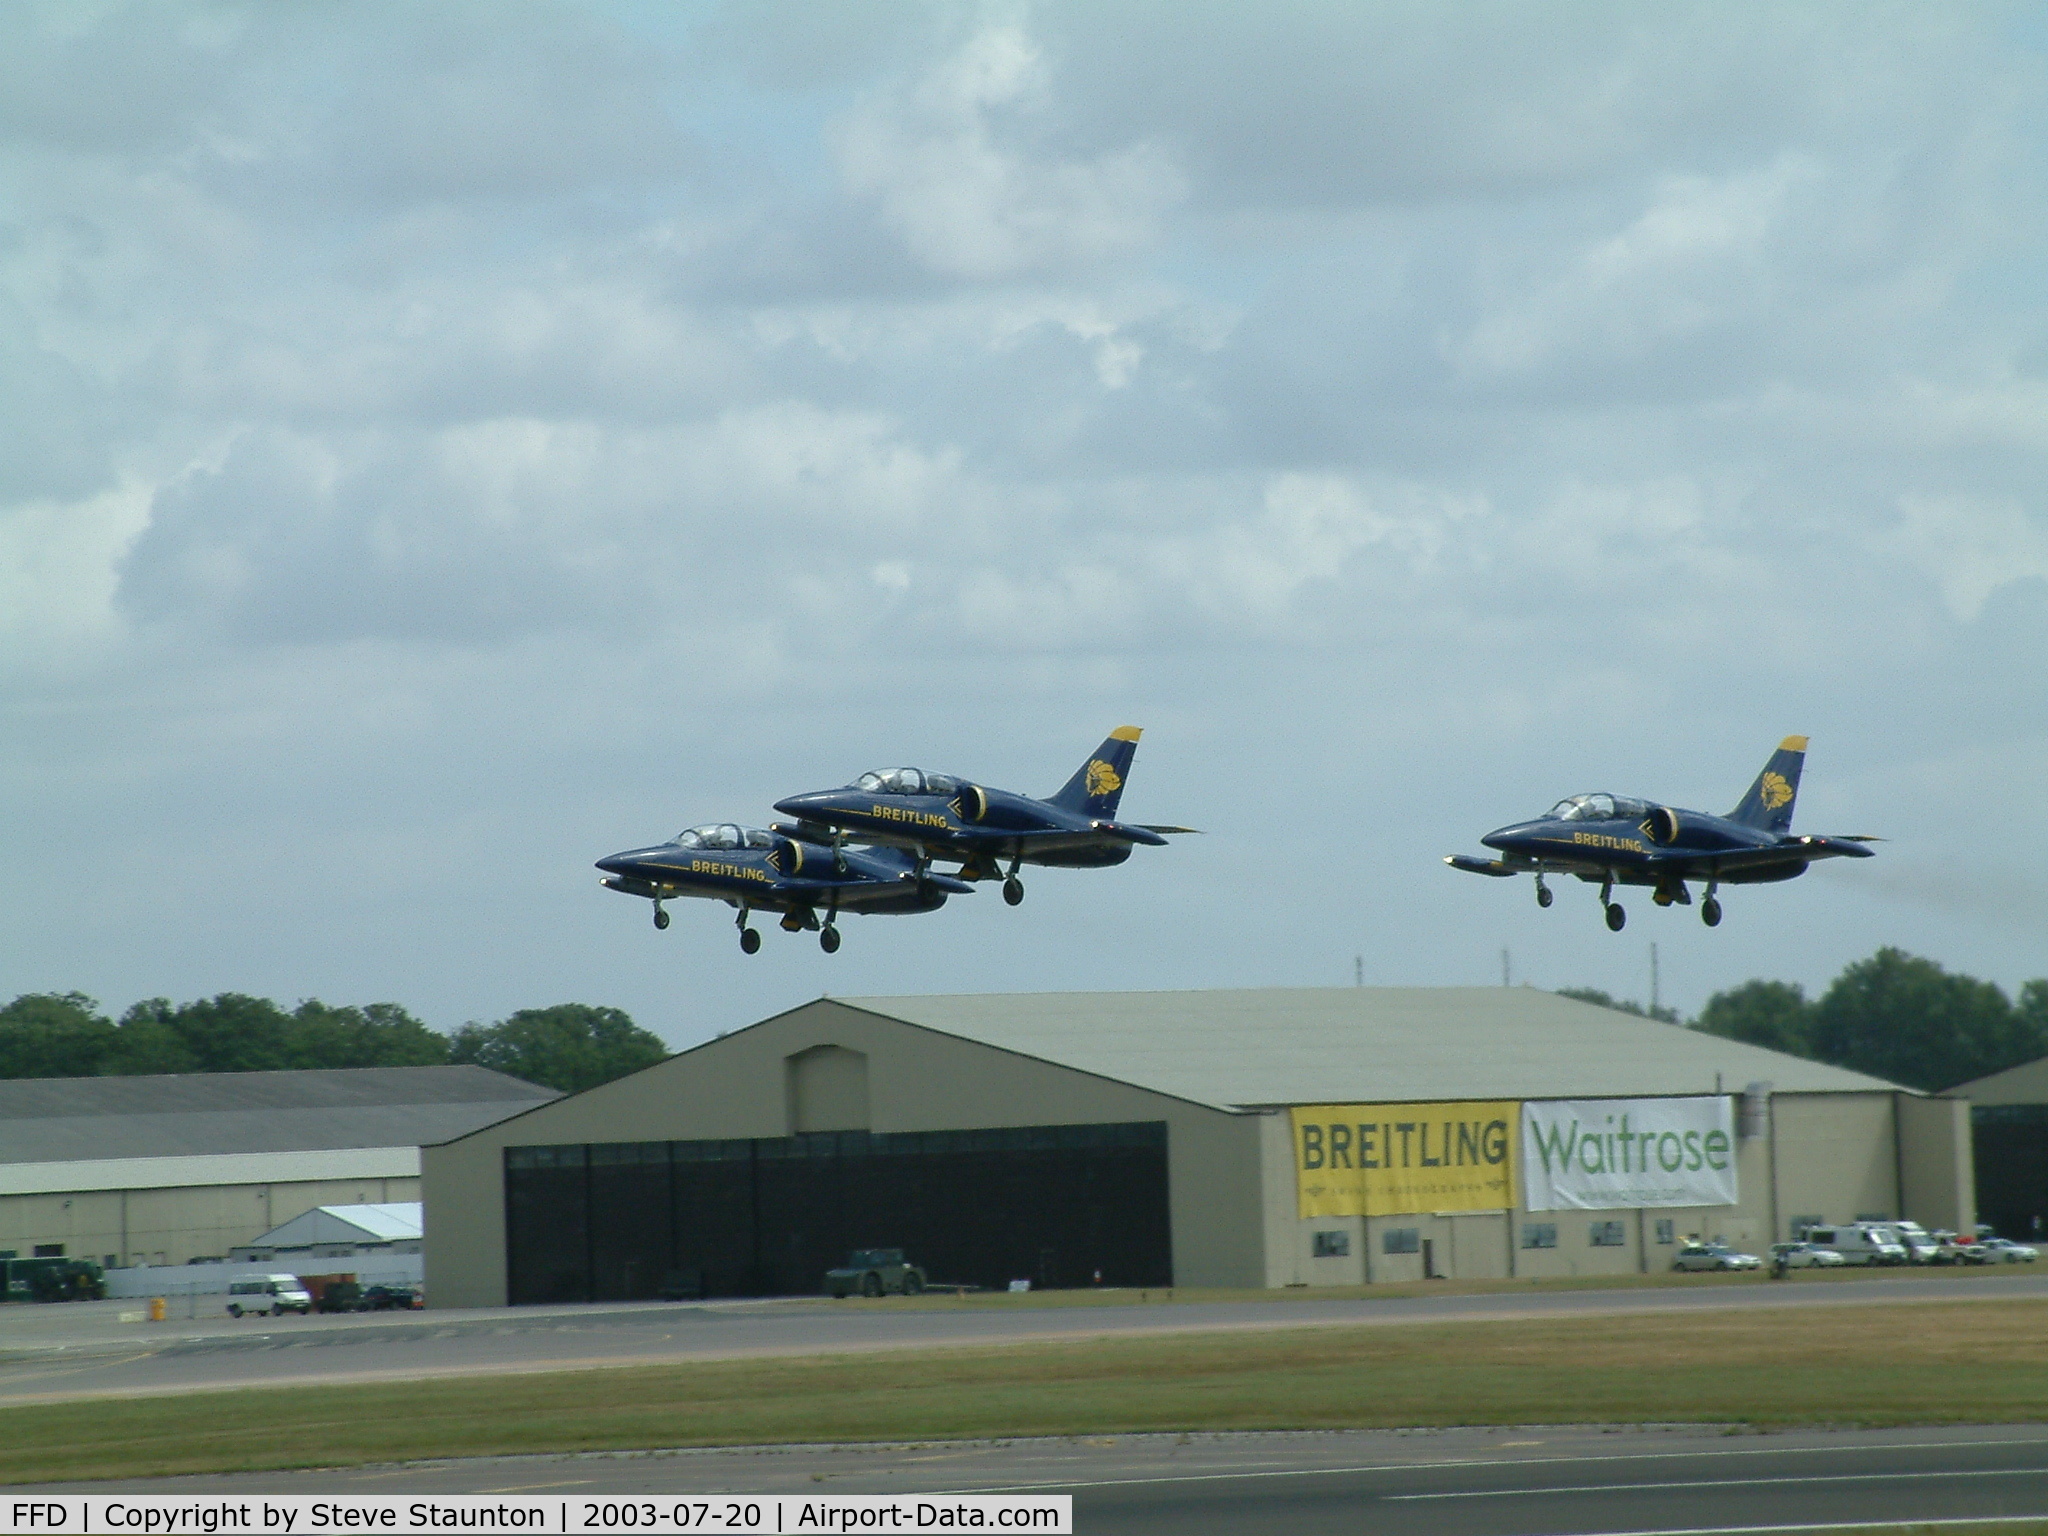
[0, 1066, 556, 1268]
[421, 989, 1973, 1307]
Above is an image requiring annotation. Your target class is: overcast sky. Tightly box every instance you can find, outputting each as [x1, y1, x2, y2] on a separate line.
[3, 1, 2044, 1050]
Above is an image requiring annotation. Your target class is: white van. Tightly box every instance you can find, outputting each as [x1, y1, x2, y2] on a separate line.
[1801, 1224, 1906, 1266]
[226, 1274, 313, 1317]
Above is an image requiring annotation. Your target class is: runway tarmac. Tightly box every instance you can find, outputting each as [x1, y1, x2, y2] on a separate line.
[4, 1270, 2047, 1404]
[20, 1424, 2048, 1533]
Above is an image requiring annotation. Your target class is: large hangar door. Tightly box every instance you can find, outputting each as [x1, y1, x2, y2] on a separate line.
[504, 1122, 1172, 1302]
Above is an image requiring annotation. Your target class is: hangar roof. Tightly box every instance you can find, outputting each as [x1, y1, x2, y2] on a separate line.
[1947, 1055, 2048, 1106]
[833, 988, 1903, 1110]
[0, 1066, 558, 1165]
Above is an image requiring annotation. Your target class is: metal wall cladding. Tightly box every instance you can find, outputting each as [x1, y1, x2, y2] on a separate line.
[502, 1122, 1172, 1304]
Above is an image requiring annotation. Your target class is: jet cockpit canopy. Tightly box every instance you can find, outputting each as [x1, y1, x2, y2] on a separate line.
[856, 768, 959, 795]
[1547, 793, 1650, 823]
[672, 824, 775, 850]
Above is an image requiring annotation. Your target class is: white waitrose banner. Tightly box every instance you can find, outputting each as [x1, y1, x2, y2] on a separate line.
[1521, 1096, 1737, 1211]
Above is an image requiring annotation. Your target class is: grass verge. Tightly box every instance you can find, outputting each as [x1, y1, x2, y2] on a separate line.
[7, 1298, 2047, 1485]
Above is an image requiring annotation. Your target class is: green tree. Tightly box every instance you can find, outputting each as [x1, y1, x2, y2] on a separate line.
[103, 999, 200, 1074]
[0, 993, 116, 1078]
[448, 1004, 667, 1094]
[1808, 947, 2047, 1091]
[1693, 979, 1815, 1056]
[1555, 986, 1680, 1024]
[285, 1001, 451, 1069]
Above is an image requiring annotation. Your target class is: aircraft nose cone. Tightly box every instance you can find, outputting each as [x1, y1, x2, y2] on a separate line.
[773, 791, 832, 816]
[1480, 825, 1527, 852]
[595, 853, 635, 875]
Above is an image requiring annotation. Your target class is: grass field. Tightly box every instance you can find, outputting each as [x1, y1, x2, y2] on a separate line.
[5, 1296, 2047, 1485]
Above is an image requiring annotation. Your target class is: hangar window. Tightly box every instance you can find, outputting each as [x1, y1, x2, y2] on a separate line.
[1589, 1220, 1626, 1247]
[1312, 1230, 1350, 1258]
[1520, 1223, 1557, 1249]
[1381, 1227, 1420, 1254]
[1654, 1219, 1675, 1245]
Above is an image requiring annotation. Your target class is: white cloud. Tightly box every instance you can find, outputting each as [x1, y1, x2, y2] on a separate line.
[834, 22, 1186, 278]
[1890, 493, 2048, 621]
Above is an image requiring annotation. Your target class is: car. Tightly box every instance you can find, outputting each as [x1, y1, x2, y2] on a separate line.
[1674, 1242, 1762, 1272]
[1974, 1238, 2039, 1263]
[362, 1283, 422, 1310]
[1768, 1242, 1846, 1269]
[825, 1248, 927, 1298]
[225, 1274, 312, 1317]
[314, 1280, 363, 1313]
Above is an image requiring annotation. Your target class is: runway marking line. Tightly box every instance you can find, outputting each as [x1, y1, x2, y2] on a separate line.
[1390, 1466, 2048, 1499]
[950, 1434, 2048, 1494]
[475, 1480, 594, 1493]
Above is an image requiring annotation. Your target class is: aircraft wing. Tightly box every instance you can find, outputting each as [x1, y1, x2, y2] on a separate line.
[1686, 835, 1879, 874]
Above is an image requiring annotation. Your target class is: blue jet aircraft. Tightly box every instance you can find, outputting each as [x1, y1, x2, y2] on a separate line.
[772, 727, 1194, 906]
[597, 823, 972, 953]
[1445, 737, 1876, 931]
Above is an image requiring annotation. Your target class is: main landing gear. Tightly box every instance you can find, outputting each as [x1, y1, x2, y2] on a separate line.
[1701, 883, 1723, 928]
[820, 924, 841, 954]
[1600, 877, 1626, 932]
[1534, 875, 1553, 909]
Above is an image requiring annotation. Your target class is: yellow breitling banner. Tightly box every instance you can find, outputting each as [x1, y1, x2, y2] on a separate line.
[1292, 1102, 1520, 1218]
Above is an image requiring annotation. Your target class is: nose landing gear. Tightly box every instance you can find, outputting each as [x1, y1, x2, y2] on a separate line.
[1600, 876, 1625, 932]
[652, 904, 670, 931]
[1702, 889, 1723, 927]
[1534, 875, 1553, 909]
[736, 907, 761, 954]
[1001, 851, 1025, 906]
[820, 924, 841, 953]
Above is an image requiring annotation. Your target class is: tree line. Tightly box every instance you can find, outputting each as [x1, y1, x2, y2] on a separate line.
[7, 945, 2041, 1099]
[1566, 946, 2048, 1093]
[0, 992, 669, 1095]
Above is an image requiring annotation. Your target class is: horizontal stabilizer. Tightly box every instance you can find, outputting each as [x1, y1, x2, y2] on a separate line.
[1445, 854, 1517, 877]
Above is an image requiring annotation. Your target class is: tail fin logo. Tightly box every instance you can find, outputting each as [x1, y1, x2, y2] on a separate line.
[1760, 771, 1794, 811]
[1085, 760, 1123, 797]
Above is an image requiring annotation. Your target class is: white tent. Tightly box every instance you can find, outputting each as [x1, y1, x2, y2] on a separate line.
[249, 1201, 422, 1248]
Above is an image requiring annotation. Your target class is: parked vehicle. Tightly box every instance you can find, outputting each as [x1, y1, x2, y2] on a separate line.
[362, 1283, 422, 1310]
[315, 1280, 364, 1313]
[825, 1248, 928, 1297]
[1800, 1224, 1906, 1266]
[1674, 1242, 1761, 1272]
[1768, 1242, 1846, 1269]
[1975, 1238, 2039, 1263]
[226, 1274, 312, 1317]
[1882, 1221, 1946, 1264]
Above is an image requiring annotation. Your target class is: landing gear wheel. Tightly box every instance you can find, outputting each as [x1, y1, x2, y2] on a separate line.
[1002, 877, 1024, 906]
[739, 927, 761, 954]
[1605, 903, 1627, 932]
[1535, 879, 1553, 909]
[820, 924, 841, 954]
[1701, 896, 1722, 928]
[652, 908, 670, 931]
